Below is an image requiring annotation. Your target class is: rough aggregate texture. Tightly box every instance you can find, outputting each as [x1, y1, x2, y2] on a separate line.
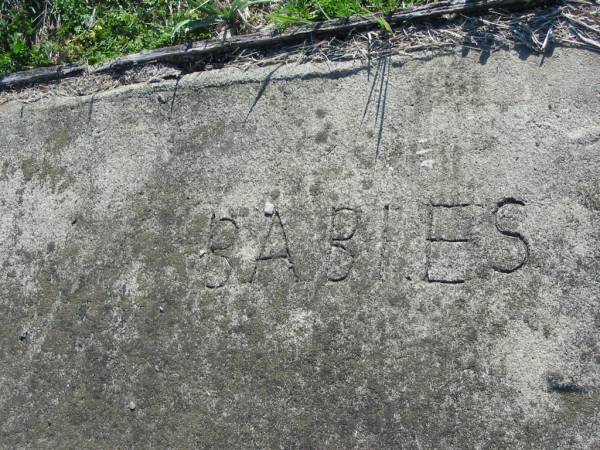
[0, 47, 599, 448]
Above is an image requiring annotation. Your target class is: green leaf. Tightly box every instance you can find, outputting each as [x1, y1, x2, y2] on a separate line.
[375, 16, 393, 33]
[271, 14, 313, 28]
[315, 3, 331, 20]
[245, 0, 272, 6]
[172, 18, 192, 36]
[173, 16, 223, 36]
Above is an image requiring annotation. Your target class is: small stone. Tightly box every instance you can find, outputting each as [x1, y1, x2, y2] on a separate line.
[264, 202, 275, 216]
[159, 306, 164, 313]
[128, 401, 136, 411]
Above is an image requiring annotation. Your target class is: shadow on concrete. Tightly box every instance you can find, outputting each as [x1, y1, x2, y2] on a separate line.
[244, 64, 284, 123]
[362, 49, 391, 159]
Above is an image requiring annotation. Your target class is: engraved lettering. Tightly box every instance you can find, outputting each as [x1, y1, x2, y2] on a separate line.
[251, 209, 299, 282]
[190, 196, 529, 289]
[204, 214, 238, 289]
[327, 243, 355, 282]
[327, 207, 359, 282]
[425, 203, 472, 284]
[378, 204, 390, 281]
[492, 197, 529, 274]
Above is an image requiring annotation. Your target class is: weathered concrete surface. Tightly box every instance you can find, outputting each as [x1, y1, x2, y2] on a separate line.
[0, 48, 599, 448]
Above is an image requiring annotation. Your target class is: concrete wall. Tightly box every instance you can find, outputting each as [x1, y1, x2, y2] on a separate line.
[0, 48, 599, 448]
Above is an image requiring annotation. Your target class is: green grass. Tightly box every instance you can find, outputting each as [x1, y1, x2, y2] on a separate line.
[0, 0, 423, 77]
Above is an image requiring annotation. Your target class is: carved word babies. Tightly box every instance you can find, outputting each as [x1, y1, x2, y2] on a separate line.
[190, 198, 529, 288]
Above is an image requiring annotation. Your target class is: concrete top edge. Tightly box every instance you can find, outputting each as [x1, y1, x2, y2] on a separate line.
[0, 55, 376, 112]
[0, 46, 529, 113]
[1, 45, 595, 114]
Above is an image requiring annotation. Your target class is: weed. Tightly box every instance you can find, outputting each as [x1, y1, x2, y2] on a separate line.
[271, 0, 415, 29]
[173, 0, 271, 36]
[0, 0, 425, 76]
